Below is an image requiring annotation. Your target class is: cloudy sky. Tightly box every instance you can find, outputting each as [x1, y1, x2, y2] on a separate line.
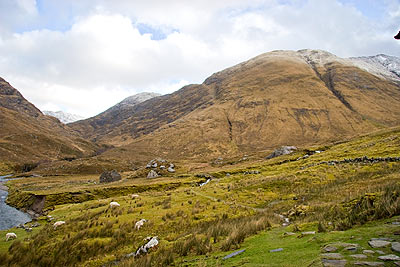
[0, 0, 399, 117]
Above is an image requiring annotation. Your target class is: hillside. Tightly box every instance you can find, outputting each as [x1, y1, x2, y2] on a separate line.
[74, 49, 400, 162]
[0, 78, 98, 167]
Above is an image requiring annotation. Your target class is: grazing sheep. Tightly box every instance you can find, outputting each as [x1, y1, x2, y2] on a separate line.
[5, 233, 17, 241]
[135, 236, 159, 257]
[53, 221, 65, 230]
[135, 219, 147, 230]
[131, 194, 139, 199]
[109, 201, 120, 208]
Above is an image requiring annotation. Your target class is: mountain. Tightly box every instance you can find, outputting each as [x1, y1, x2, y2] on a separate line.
[73, 49, 400, 163]
[70, 92, 161, 141]
[43, 110, 84, 124]
[0, 77, 98, 165]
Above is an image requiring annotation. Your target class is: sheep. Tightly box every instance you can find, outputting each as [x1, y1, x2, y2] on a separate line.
[131, 194, 139, 199]
[5, 233, 17, 241]
[135, 236, 159, 257]
[109, 201, 120, 208]
[135, 219, 147, 230]
[53, 221, 65, 230]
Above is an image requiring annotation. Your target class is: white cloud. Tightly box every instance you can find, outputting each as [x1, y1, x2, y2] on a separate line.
[0, 0, 399, 117]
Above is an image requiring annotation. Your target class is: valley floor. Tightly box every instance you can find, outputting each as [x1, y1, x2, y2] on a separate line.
[1, 127, 400, 266]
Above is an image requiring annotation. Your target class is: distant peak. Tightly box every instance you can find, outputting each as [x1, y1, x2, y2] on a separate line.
[43, 110, 85, 124]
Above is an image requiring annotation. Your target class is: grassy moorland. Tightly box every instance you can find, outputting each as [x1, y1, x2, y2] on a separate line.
[0, 127, 400, 266]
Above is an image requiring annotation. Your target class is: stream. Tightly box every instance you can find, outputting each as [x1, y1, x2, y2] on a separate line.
[0, 175, 31, 230]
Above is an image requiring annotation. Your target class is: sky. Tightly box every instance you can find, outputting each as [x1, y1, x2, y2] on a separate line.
[0, 0, 399, 118]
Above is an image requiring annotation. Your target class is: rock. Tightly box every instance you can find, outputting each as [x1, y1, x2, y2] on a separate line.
[131, 194, 140, 199]
[25, 227, 32, 232]
[147, 170, 159, 179]
[371, 237, 393, 241]
[392, 222, 400, 225]
[167, 167, 175, 173]
[392, 242, 400, 252]
[301, 231, 315, 235]
[270, 248, 283, 252]
[363, 250, 375, 254]
[99, 170, 121, 183]
[395, 261, 400, 266]
[169, 163, 174, 168]
[223, 249, 245, 260]
[266, 146, 297, 159]
[375, 250, 385, 255]
[353, 262, 384, 266]
[368, 240, 391, 248]
[321, 253, 344, 260]
[350, 254, 368, 259]
[323, 246, 338, 253]
[284, 232, 296, 236]
[344, 246, 358, 251]
[152, 162, 158, 168]
[378, 254, 400, 261]
[322, 259, 347, 267]
[160, 165, 165, 169]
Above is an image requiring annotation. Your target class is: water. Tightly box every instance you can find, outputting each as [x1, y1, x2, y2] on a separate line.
[0, 175, 31, 230]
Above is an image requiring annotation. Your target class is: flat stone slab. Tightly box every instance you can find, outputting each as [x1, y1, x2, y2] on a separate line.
[270, 248, 283, 253]
[353, 262, 384, 266]
[321, 253, 344, 260]
[322, 259, 347, 267]
[392, 241, 400, 253]
[368, 240, 391, 248]
[344, 246, 358, 251]
[302, 231, 316, 235]
[223, 249, 245, 260]
[363, 250, 375, 254]
[284, 232, 296, 236]
[378, 254, 400, 261]
[350, 254, 368, 259]
[371, 237, 393, 241]
[323, 246, 338, 253]
[375, 250, 385, 255]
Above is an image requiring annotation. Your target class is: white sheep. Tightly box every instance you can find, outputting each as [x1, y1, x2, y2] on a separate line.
[5, 233, 17, 241]
[109, 201, 120, 208]
[53, 221, 65, 230]
[135, 219, 147, 230]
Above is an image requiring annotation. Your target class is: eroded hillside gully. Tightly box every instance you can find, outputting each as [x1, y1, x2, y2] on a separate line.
[0, 175, 31, 230]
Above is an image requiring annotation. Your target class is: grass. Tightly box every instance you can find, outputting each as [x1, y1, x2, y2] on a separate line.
[1, 127, 400, 266]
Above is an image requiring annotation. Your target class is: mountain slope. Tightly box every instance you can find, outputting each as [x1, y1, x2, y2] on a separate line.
[0, 78, 98, 165]
[72, 50, 400, 162]
[71, 92, 162, 141]
[42, 111, 84, 124]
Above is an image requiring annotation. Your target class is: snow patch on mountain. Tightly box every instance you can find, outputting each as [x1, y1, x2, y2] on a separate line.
[43, 110, 85, 124]
[349, 54, 400, 81]
[107, 92, 161, 112]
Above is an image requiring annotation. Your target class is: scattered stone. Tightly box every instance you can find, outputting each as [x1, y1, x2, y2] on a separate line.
[394, 261, 400, 266]
[344, 246, 358, 251]
[353, 262, 384, 266]
[323, 246, 338, 253]
[378, 254, 400, 261]
[368, 240, 391, 248]
[392, 242, 400, 253]
[322, 259, 346, 267]
[222, 249, 245, 260]
[147, 170, 159, 179]
[270, 248, 283, 253]
[152, 162, 158, 168]
[99, 170, 121, 183]
[284, 232, 296, 236]
[160, 165, 165, 169]
[301, 231, 316, 235]
[266, 146, 297, 159]
[167, 167, 175, 173]
[25, 227, 32, 232]
[371, 237, 393, 241]
[131, 194, 140, 199]
[375, 250, 385, 255]
[321, 253, 344, 260]
[350, 254, 368, 259]
[392, 222, 400, 225]
[363, 250, 375, 254]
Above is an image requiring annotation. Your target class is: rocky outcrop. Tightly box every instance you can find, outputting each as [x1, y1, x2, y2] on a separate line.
[147, 170, 159, 179]
[266, 146, 297, 159]
[99, 170, 121, 183]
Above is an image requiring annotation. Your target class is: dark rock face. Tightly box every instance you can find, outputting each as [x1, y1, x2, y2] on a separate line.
[99, 170, 121, 183]
[266, 146, 297, 159]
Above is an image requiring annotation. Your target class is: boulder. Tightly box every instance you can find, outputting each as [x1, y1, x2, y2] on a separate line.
[266, 146, 297, 159]
[99, 170, 121, 183]
[321, 253, 344, 260]
[147, 170, 159, 179]
[322, 259, 346, 267]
